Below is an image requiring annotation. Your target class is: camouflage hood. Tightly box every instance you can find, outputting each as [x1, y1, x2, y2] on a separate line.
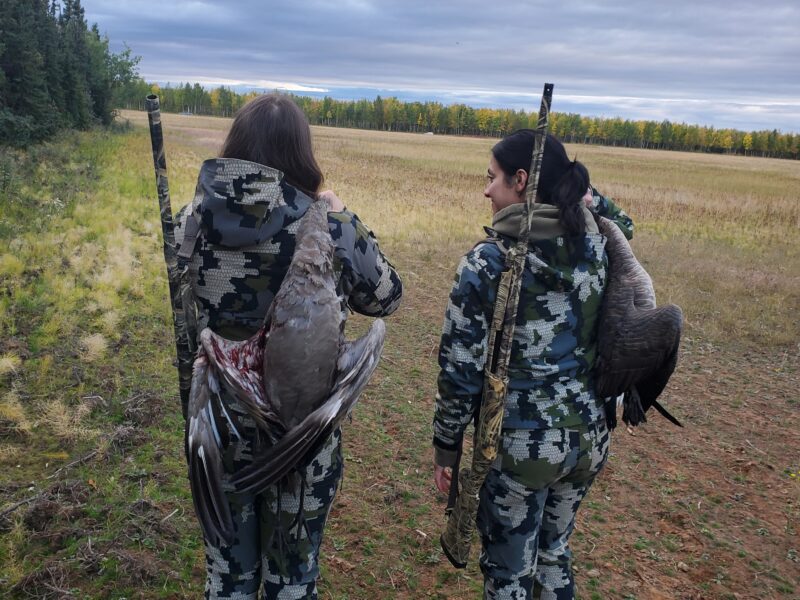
[487, 201, 605, 297]
[195, 158, 313, 248]
[490, 202, 598, 242]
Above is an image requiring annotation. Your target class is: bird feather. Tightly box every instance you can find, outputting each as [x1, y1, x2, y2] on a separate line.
[185, 355, 235, 546]
[595, 217, 683, 428]
[228, 318, 385, 495]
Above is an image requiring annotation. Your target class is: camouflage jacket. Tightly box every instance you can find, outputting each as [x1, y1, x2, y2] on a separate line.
[589, 187, 633, 240]
[433, 198, 631, 467]
[174, 158, 402, 340]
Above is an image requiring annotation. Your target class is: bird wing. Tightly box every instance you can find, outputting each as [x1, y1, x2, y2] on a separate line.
[185, 353, 234, 547]
[228, 318, 386, 495]
[631, 332, 683, 427]
[596, 303, 682, 397]
[200, 326, 282, 434]
[595, 216, 683, 427]
[597, 217, 656, 308]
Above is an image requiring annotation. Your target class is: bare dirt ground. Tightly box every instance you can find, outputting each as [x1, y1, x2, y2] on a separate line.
[328, 261, 800, 600]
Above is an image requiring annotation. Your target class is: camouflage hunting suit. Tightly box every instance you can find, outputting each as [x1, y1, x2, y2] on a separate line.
[175, 158, 402, 599]
[434, 194, 632, 599]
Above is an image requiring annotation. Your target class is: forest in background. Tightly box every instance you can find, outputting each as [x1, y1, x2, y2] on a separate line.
[0, 0, 138, 146]
[117, 80, 800, 160]
[1, 0, 797, 159]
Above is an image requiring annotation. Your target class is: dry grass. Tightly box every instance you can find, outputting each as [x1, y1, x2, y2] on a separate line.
[0, 390, 31, 436]
[0, 353, 21, 377]
[39, 396, 100, 444]
[0, 112, 797, 599]
[79, 333, 109, 362]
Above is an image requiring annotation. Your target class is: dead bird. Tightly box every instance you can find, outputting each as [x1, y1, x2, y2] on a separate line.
[185, 200, 385, 546]
[594, 216, 683, 430]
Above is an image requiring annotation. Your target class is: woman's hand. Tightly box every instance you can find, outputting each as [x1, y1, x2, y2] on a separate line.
[318, 190, 346, 212]
[434, 464, 452, 494]
[582, 186, 594, 207]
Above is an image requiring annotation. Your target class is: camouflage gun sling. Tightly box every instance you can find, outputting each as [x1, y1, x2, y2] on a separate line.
[145, 95, 197, 419]
[440, 83, 554, 569]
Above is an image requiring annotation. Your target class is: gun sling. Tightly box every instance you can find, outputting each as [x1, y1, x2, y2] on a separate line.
[440, 83, 554, 568]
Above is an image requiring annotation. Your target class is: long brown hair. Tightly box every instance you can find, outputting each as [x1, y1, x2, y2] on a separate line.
[220, 93, 323, 196]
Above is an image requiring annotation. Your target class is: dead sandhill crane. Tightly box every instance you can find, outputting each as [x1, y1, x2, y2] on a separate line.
[185, 200, 385, 546]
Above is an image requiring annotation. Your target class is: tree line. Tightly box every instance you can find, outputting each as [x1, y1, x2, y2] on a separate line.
[118, 81, 798, 159]
[0, 0, 139, 146]
[1, 0, 795, 159]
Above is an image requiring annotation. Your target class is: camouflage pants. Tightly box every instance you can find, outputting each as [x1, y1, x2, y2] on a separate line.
[477, 422, 610, 600]
[203, 424, 343, 600]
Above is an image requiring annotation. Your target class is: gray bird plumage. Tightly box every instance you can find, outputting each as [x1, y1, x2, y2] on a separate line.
[263, 199, 343, 429]
[594, 216, 683, 429]
[185, 200, 386, 547]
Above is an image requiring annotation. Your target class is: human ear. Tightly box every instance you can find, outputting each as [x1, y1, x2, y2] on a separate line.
[515, 169, 528, 193]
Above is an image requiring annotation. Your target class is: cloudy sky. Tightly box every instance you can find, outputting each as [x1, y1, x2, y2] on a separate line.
[82, 0, 799, 132]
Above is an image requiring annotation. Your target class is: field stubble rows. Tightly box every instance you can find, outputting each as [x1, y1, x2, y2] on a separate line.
[0, 110, 797, 599]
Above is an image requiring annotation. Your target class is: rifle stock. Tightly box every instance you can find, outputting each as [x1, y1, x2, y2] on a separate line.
[145, 95, 194, 419]
[439, 84, 553, 568]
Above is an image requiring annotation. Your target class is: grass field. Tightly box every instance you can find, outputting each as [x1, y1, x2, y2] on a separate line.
[0, 110, 798, 599]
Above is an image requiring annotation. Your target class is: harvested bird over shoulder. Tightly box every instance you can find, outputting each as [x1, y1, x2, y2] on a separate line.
[185, 200, 386, 547]
[594, 216, 683, 429]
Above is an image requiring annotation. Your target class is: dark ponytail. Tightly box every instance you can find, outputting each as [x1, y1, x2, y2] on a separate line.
[548, 159, 590, 235]
[491, 130, 590, 235]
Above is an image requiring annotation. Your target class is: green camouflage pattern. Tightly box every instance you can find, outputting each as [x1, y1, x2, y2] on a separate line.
[440, 245, 524, 567]
[434, 212, 608, 458]
[145, 96, 195, 418]
[478, 423, 610, 599]
[177, 157, 402, 598]
[441, 370, 510, 567]
[589, 188, 634, 240]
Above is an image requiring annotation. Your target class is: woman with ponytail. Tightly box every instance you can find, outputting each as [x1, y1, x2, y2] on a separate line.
[433, 131, 633, 599]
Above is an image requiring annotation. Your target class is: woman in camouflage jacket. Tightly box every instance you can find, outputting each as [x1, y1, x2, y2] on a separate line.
[176, 94, 402, 599]
[433, 131, 632, 599]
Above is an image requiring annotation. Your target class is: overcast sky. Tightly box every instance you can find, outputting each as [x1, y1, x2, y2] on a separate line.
[82, 0, 799, 132]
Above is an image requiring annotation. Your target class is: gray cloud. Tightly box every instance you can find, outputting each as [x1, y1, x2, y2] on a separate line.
[83, 0, 800, 131]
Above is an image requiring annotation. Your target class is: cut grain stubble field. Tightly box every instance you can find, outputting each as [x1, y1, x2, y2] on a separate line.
[127, 111, 799, 599]
[120, 111, 800, 598]
[1, 110, 797, 599]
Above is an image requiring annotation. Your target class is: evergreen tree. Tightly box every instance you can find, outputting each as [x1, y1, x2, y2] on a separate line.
[86, 23, 112, 124]
[0, 0, 57, 143]
[59, 0, 93, 129]
[36, 0, 65, 119]
[0, 0, 140, 145]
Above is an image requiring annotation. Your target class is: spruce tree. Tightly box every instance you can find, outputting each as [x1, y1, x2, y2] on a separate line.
[0, 0, 57, 144]
[59, 0, 93, 129]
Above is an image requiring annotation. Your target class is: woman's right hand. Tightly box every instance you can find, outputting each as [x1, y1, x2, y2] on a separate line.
[318, 190, 346, 212]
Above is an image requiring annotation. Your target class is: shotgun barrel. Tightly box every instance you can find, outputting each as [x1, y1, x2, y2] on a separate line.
[145, 94, 193, 419]
[440, 83, 554, 569]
